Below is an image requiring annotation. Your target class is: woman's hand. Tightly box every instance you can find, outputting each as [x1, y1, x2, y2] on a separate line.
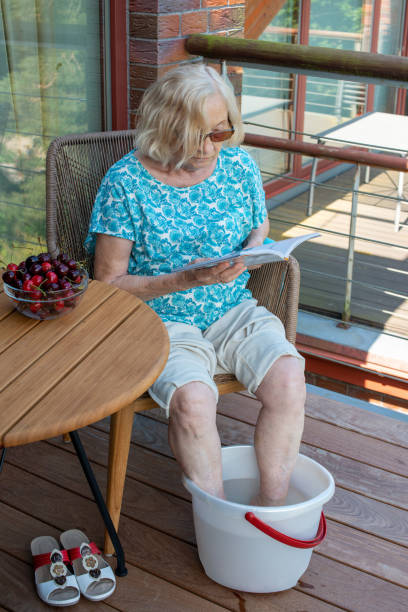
[184, 259, 247, 286]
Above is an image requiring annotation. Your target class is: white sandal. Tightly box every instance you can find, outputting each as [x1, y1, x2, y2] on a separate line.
[60, 529, 116, 601]
[31, 536, 80, 607]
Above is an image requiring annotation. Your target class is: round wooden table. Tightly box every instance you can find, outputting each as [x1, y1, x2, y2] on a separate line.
[0, 279, 169, 574]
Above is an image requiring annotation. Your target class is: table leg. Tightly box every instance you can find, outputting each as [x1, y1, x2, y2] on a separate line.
[0, 448, 6, 473]
[307, 156, 318, 216]
[364, 165, 370, 184]
[105, 405, 135, 556]
[69, 430, 128, 577]
[395, 169, 404, 232]
[343, 163, 361, 322]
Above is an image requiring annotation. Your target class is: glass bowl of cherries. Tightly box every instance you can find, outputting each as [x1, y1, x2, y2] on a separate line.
[2, 252, 89, 320]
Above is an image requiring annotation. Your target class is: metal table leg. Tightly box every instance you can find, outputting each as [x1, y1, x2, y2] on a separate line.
[307, 156, 319, 216]
[69, 430, 128, 577]
[343, 163, 361, 322]
[395, 165, 404, 232]
[0, 448, 6, 473]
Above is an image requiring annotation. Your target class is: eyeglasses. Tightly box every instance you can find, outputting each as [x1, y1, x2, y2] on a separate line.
[203, 127, 235, 143]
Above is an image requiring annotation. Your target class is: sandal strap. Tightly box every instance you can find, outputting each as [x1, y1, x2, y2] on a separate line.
[67, 541, 101, 562]
[37, 574, 80, 604]
[33, 549, 70, 570]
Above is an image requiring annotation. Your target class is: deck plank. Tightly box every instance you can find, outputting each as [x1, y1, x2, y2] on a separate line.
[7, 430, 407, 590]
[267, 167, 408, 336]
[111, 411, 408, 517]
[304, 393, 408, 448]
[0, 465, 344, 611]
[0, 507, 226, 612]
[1, 388, 407, 610]
[133, 411, 408, 547]
[218, 393, 408, 475]
[0, 550, 114, 612]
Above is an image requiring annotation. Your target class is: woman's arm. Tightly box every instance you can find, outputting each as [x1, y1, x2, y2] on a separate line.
[243, 216, 270, 249]
[94, 234, 247, 300]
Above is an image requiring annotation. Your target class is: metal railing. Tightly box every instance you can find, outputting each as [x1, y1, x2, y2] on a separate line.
[186, 35, 408, 332]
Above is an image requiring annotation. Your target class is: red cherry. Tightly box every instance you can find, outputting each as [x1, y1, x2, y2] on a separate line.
[30, 303, 42, 314]
[58, 253, 70, 264]
[6, 263, 18, 271]
[31, 290, 43, 300]
[44, 281, 59, 292]
[17, 270, 30, 282]
[41, 262, 52, 273]
[29, 263, 42, 276]
[46, 271, 58, 284]
[25, 256, 39, 269]
[55, 263, 69, 277]
[68, 269, 81, 284]
[22, 279, 34, 291]
[30, 274, 44, 287]
[2, 270, 16, 285]
[54, 300, 65, 311]
[67, 259, 77, 270]
[59, 279, 72, 290]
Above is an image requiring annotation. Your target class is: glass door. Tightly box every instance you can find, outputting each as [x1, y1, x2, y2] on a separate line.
[241, 0, 299, 178]
[303, 0, 370, 149]
[0, 0, 107, 264]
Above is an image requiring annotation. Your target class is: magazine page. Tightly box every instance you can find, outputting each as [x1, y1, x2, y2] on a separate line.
[242, 232, 321, 261]
[177, 250, 242, 271]
[176, 233, 320, 272]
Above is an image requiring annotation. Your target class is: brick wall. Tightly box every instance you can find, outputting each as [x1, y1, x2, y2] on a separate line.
[128, 0, 245, 127]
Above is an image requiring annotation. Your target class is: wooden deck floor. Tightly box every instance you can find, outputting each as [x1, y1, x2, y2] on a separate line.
[267, 167, 408, 337]
[1, 388, 407, 611]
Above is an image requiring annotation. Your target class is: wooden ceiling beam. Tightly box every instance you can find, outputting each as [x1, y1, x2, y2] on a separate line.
[245, 0, 287, 40]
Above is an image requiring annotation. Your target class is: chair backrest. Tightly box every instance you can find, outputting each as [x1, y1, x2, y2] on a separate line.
[46, 130, 138, 278]
[46, 130, 300, 343]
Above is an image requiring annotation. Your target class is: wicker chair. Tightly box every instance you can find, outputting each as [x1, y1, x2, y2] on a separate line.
[46, 130, 300, 551]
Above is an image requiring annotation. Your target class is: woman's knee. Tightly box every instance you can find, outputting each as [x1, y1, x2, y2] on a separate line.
[169, 381, 217, 434]
[257, 356, 306, 404]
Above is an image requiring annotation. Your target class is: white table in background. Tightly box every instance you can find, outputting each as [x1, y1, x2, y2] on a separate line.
[241, 94, 289, 120]
[307, 112, 408, 231]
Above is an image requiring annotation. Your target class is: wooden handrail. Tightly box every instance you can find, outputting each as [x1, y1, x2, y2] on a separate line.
[243, 133, 408, 172]
[186, 34, 408, 87]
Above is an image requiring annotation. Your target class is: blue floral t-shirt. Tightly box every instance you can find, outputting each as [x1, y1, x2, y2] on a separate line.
[85, 146, 266, 329]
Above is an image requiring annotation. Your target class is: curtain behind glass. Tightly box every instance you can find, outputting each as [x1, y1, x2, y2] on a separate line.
[0, 0, 104, 264]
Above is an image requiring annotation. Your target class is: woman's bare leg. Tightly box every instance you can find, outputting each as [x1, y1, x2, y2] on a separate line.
[253, 356, 306, 505]
[168, 381, 225, 499]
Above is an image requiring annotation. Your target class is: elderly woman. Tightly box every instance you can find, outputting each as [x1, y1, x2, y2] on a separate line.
[85, 64, 305, 506]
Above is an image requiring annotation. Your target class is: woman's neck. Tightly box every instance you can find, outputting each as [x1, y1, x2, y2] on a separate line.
[136, 152, 218, 188]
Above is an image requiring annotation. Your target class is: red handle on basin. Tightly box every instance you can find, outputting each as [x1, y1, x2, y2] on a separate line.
[245, 511, 327, 549]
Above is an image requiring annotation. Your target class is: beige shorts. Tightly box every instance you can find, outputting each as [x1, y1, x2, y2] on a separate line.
[148, 298, 304, 416]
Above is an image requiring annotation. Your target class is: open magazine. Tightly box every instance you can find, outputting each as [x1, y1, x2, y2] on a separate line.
[177, 232, 320, 271]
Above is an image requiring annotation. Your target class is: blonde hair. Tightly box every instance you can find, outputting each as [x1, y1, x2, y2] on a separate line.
[135, 64, 244, 169]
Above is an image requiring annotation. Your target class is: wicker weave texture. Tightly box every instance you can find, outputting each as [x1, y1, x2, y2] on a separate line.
[46, 130, 300, 346]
